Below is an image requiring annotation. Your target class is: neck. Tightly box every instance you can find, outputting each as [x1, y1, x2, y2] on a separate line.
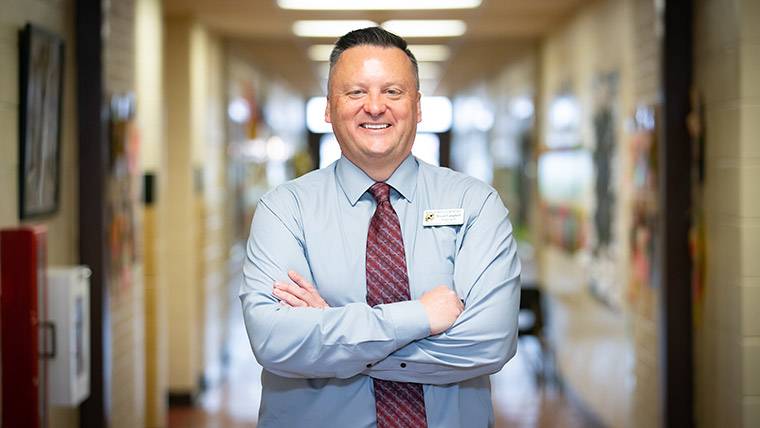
[348, 155, 407, 182]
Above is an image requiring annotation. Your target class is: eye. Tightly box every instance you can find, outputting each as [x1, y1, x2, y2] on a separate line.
[347, 89, 366, 98]
[385, 88, 403, 97]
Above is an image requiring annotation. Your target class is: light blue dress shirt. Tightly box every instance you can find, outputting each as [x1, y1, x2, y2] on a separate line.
[240, 155, 521, 428]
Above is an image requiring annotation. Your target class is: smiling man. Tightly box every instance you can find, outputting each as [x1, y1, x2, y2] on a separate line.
[240, 27, 521, 428]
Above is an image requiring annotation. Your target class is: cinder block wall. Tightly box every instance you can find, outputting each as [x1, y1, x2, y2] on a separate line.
[535, 0, 662, 425]
[164, 16, 228, 397]
[103, 0, 147, 427]
[694, 0, 760, 426]
[135, 0, 168, 425]
[628, 0, 662, 425]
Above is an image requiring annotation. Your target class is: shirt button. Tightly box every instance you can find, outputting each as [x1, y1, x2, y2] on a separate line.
[400, 363, 407, 368]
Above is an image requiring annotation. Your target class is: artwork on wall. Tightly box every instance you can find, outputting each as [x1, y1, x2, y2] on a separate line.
[18, 23, 65, 219]
[588, 72, 621, 309]
[687, 89, 706, 323]
[108, 93, 140, 292]
[538, 89, 590, 253]
[627, 105, 659, 311]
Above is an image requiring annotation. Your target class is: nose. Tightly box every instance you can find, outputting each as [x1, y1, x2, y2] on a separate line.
[363, 92, 387, 116]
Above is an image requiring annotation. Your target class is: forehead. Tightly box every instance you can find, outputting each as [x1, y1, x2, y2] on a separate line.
[330, 45, 416, 84]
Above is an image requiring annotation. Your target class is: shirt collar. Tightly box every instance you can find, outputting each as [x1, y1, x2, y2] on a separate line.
[336, 154, 419, 206]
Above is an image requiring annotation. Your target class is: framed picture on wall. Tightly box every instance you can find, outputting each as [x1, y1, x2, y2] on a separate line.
[18, 23, 65, 219]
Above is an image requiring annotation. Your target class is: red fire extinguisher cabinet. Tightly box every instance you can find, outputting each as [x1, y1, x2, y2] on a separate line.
[1, 226, 50, 428]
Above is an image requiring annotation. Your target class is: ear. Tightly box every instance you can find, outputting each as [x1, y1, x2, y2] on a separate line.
[325, 96, 332, 123]
[416, 91, 422, 123]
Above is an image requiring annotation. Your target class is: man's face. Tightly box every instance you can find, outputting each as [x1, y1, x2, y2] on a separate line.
[326, 45, 421, 173]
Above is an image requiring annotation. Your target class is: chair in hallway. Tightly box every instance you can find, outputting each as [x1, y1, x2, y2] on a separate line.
[518, 284, 561, 388]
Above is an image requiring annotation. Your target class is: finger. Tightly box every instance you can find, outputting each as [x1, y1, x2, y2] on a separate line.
[284, 274, 329, 309]
[276, 282, 327, 308]
[288, 270, 315, 291]
[276, 281, 311, 301]
[273, 288, 307, 307]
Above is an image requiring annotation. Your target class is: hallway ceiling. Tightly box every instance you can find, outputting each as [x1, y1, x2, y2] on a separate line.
[165, 0, 589, 97]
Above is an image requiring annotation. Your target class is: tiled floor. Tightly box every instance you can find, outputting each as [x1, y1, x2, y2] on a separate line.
[169, 295, 603, 428]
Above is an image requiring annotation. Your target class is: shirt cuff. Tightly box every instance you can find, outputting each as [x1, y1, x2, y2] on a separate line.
[377, 300, 430, 348]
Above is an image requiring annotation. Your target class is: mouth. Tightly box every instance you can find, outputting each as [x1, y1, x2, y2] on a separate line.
[359, 123, 391, 130]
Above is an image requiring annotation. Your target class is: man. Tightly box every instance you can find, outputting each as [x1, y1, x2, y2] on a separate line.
[241, 27, 520, 428]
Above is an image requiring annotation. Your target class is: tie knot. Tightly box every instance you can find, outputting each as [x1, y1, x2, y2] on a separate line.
[368, 182, 391, 204]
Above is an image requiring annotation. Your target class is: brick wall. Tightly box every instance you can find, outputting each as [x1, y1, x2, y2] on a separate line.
[135, 0, 168, 425]
[103, 0, 146, 427]
[694, 0, 760, 426]
[534, 0, 663, 425]
[537, 0, 637, 425]
[628, 0, 662, 426]
[164, 17, 228, 396]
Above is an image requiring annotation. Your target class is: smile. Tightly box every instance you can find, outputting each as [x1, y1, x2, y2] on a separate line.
[360, 123, 391, 129]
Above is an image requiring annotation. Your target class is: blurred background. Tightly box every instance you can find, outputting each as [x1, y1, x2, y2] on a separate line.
[0, 0, 757, 427]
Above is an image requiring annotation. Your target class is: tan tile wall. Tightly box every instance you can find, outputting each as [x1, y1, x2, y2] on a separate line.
[164, 16, 200, 392]
[135, 0, 168, 425]
[536, 0, 663, 426]
[0, 0, 79, 425]
[193, 31, 229, 388]
[628, 0, 662, 426]
[104, 0, 147, 427]
[695, 0, 760, 426]
[164, 17, 228, 395]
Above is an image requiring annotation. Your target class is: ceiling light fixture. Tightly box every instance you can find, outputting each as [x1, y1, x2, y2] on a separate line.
[381, 20, 466, 37]
[408, 45, 451, 61]
[279, 0, 481, 10]
[308, 44, 450, 62]
[293, 20, 378, 37]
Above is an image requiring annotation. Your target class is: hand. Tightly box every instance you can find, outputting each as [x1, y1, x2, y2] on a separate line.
[419, 286, 464, 335]
[273, 270, 330, 309]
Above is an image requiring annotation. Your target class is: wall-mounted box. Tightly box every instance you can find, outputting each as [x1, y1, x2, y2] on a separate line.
[1, 227, 49, 428]
[47, 266, 91, 407]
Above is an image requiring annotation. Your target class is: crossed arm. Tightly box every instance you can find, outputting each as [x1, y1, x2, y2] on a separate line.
[240, 190, 520, 384]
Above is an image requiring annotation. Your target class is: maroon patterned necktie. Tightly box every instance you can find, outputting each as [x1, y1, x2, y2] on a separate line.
[365, 182, 428, 428]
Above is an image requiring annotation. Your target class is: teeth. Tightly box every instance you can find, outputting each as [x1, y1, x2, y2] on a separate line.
[362, 124, 390, 129]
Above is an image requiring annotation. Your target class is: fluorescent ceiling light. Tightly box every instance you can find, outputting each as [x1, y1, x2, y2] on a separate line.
[408, 45, 450, 61]
[382, 20, 466, 37]
[293, 20, 378, 37]
[307, 45, 335, 61]
[310, 44, 449, 62]
[279, 0, 481, 10]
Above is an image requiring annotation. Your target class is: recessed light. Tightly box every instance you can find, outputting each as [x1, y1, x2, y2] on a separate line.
[293, 20, 378, 38]
[279, 0, 481, 10]
[382, 20, 466, 37]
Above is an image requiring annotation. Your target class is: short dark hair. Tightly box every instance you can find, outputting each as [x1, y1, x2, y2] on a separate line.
[328, 26, 419, 92]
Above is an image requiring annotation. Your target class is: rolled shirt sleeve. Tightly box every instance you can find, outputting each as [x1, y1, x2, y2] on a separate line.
[240, 192, 431, 379]
[365, 192, 521, 385]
